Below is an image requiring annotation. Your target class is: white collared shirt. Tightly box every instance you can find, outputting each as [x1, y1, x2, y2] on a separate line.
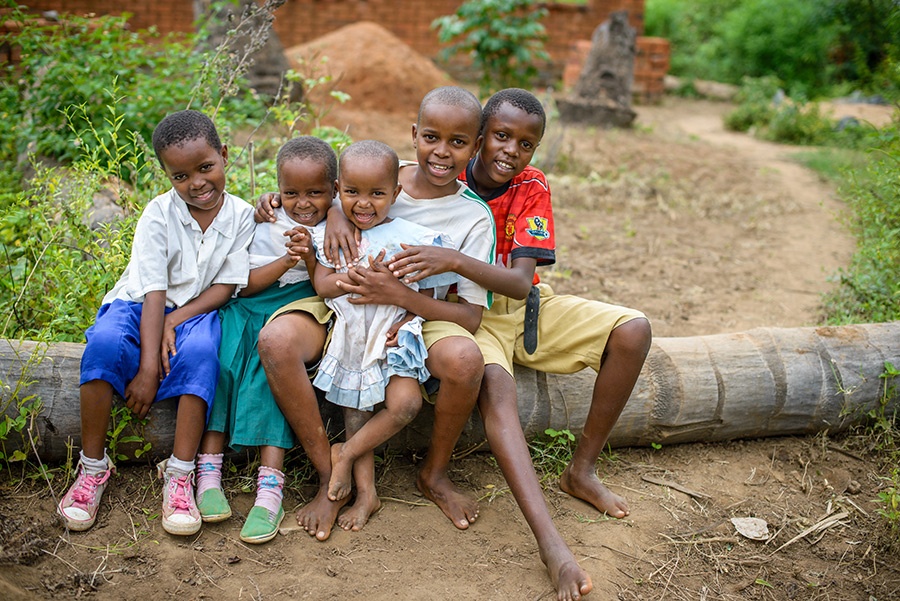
[102, 188, 254, 308]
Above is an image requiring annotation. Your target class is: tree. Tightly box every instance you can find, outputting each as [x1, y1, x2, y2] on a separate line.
[433, 0, 550, 96]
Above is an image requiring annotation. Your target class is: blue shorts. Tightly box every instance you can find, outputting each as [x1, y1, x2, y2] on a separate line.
[80, 299, 221, 417]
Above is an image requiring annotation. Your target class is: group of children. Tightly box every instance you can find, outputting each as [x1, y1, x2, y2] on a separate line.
[57, 86, 650, 601]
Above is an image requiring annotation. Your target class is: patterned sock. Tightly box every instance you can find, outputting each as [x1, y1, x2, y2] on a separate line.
[196, 453, 224, 497]
[166, 455, 195, 477]
[254, 466, 285, 517]
[80, 450, 110, 476]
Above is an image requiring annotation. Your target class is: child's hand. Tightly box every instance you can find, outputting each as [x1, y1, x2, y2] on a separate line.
[385, 323, 400, 347]
[159, 322, 178, 377]
[125, 367, 159, 419]
[283, 226, 312, 263]
[338, 251, 406, 306]
[385, 311, 413, 347]
[254, 192, 281, 224]
[324, 206, 360, 269]
[389, 244, 457, 284]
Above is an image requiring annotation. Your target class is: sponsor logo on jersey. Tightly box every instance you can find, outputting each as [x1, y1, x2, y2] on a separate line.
[525, 216, 549, 240]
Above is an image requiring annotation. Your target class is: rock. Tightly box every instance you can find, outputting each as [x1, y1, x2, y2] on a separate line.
[693, 80, 739, 101]
[557, 11, 637, 128]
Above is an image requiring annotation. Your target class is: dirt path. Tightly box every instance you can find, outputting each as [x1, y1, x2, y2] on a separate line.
[2, 99, 896, 601]
[649, 100, 854, 332]
[549, 98, 854, 337]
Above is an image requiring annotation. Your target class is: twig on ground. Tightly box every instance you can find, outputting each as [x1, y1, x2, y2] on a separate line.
[641, 474, 711, 500]
[452, 441, 486, 460]
[770, 511, 849, 554]
[671, 520, 733, 539]
[662, 533, 738, 545]
[379, 496, 433, 507]
[826, 444, 866, 462]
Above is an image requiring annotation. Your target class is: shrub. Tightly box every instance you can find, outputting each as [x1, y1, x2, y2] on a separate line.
[432, 0, 550, 96]
[824, 124, 900, 324]
[717, 0, 837, 98]
[646, 0, 900, 100]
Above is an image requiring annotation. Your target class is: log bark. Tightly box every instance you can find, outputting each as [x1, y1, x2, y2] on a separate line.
[2, 323, 898, 463]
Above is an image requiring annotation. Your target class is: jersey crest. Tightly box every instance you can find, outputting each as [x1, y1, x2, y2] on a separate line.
[525, 216, 550, 240]
[505, 213, 516, 240]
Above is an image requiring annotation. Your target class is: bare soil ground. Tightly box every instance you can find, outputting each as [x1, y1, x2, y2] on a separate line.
[2, 98, 899, 601]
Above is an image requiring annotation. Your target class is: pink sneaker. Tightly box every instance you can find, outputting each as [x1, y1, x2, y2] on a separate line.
[58, 460, 116, 531]
[157, 459, 202, 536]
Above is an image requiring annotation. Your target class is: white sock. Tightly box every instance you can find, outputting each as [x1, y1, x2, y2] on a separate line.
[166, 455, 195, 477]
[80, 450, 110, 476]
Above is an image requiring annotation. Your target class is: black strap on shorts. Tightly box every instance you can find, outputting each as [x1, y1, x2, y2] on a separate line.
[523, 285, 540, 355]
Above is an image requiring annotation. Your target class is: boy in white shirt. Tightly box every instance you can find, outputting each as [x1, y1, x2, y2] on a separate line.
[57, 109, 254, 537]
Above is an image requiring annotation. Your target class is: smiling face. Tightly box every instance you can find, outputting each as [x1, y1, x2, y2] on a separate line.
[159, 137, 228, 218]
[472, 101, 544, 192]
[411, 102, 482, 194]
[278, 157, 335, 227]
[338, 155, 401, 231]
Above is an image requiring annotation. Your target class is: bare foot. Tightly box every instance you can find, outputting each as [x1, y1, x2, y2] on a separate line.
[559, 466, 629, 518]
[328, 443, 354, 501]
[337, 490, 382, 531]
[296, 484, 348, 541]
[416, 470, 478, 530]
[542, 543, 593, 601]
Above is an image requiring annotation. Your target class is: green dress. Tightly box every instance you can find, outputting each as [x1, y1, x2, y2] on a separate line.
[208, 280, 316, 451]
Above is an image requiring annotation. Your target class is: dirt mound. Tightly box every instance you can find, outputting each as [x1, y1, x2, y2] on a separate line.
[284, 21, 455, 126]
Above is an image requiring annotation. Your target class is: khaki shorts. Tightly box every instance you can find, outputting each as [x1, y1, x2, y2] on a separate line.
[267, 295, 333, 326]
[475, 283, 646, 376]
[265, 296, 334, 375]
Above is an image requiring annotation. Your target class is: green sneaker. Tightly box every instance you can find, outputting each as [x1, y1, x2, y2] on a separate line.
[197, 487, 232, 523]
[240, 505, 284, 544]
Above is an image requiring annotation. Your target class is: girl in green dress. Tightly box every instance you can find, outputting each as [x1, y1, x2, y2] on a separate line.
[195, 136, 337, 544]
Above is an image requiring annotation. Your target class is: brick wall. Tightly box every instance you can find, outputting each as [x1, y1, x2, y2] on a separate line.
[17, 0, 645, 65]
[16, 0, 194, 35]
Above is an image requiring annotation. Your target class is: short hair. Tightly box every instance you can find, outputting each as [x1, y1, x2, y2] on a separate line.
[276, 136, 338, 185]
[417, 85, 482, 128]
[151, 110, 222, 163]
[339, 140, 399, 185]
[482, 88, 546, 136]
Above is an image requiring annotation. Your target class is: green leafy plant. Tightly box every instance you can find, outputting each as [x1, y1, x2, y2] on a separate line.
[725, 76, 880, 148]
[529, 427, 576, 483]
[0, 2, 348, 479]
[107, 406, 152, 463]
[869, 362, 900, 539]
[3, 12, 201, 169]
[0, 341, 46, 474]
[432, 0, 550, 96]
[824, 122, 900, 324]
[645, 0, 899, 99]
[0, 91, 154, 341]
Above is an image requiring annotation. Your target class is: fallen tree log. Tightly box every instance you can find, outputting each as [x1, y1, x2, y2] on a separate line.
[1, 323, 898, 463]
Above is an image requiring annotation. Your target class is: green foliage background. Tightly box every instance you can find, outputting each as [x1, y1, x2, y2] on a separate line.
[646, 0, 900, 99]
[0, 6, 346, 342]
[432, 0, 550, 96]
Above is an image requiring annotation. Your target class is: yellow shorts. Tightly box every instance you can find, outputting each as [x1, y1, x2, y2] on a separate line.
[268, 296, 477, 348]
[267, 295, 333, 326]
[422, 319, 476, 349]
[475, 283, 647, 376]
[267, 296, 478, 401]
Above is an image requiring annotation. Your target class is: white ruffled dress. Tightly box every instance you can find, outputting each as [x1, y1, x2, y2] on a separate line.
[312, 218, 456, 411]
